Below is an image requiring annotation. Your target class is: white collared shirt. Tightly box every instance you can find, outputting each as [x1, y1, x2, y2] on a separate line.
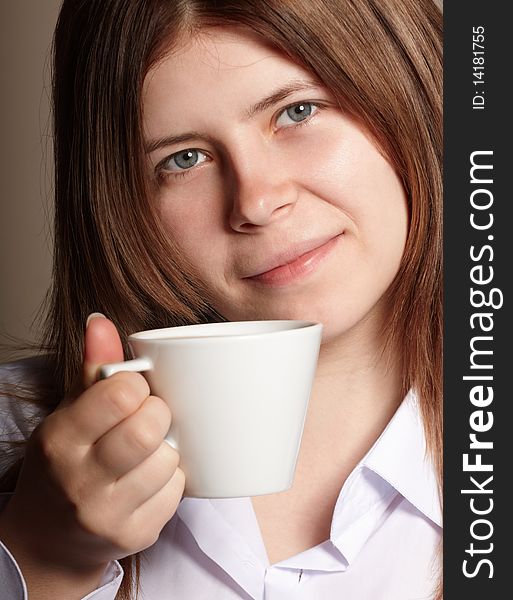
[0, 361, 442, 600]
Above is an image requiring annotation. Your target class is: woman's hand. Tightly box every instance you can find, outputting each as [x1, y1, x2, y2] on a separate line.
[0, 314, 184, 597]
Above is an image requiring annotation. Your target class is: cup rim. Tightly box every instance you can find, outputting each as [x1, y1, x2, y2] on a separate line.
[128, 320, 322, 343]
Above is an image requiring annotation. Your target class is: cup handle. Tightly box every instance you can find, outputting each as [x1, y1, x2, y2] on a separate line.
[98, 358, 179, 451]
[99, 357, 153, 379]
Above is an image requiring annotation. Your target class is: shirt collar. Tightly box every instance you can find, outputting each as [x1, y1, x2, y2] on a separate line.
[329, 389, 442, 566]
[177, 389, 442, 585]
[177, 497, 266, 598]
[363, 389, 442, 529]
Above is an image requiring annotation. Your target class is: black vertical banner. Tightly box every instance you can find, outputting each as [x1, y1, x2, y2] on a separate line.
[444, 2, 511, 598]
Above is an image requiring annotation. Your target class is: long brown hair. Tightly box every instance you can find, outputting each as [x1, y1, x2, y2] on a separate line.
[2, 1, 442, 598]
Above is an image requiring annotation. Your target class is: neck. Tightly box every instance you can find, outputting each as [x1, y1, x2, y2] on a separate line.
[299, 309, 404, 477]
[250, 309, 405, 558]
[250, 308, 405, 563]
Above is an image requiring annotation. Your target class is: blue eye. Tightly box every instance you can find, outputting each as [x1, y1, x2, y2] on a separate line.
[162, 149, 208, 172]
[276, 102, 319, 127]
[287, 103, 312, 122]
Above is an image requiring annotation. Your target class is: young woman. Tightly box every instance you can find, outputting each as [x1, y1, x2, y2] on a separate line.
[0, 1, 442, 598]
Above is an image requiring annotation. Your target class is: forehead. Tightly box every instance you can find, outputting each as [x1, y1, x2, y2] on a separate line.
[142, 27, 316, 132]
[145, 26, 304, 87]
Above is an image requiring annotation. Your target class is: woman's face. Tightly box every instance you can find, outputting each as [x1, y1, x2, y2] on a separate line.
[143, 28, 408, 342]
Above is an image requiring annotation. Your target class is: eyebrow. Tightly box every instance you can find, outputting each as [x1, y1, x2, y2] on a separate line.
[144, 79, 321, 154]
[145, 131, 215, 155]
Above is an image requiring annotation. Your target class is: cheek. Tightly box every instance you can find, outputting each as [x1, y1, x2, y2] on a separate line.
[294, 127, 373, 224]
[157, 175, 225, 253]
[306, 130, 408, 252]
[304, 133, 409, 317]
[358, 159, 409, 262]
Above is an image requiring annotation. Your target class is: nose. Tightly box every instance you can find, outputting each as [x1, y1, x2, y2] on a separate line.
[228, 157, 298, 232]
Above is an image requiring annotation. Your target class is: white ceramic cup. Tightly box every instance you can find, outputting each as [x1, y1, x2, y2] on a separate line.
[99, 320, 322, 498]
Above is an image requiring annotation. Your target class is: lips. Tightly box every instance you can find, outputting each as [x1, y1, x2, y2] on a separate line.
[241, 233, 343, 285]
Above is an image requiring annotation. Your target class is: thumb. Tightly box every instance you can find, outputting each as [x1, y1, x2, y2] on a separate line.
[83, 313, 124, 388]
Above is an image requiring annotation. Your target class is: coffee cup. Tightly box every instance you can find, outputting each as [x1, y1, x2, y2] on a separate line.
[100, 320, 322, 498]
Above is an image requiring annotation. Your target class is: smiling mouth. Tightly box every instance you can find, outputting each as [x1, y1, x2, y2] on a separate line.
[243, 233, 343, 287]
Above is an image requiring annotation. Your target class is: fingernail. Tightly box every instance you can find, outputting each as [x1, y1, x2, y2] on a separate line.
[86, 312, 106, 328]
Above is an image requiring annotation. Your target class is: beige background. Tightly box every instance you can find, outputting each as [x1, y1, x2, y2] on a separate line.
[0, 1, 62, 361]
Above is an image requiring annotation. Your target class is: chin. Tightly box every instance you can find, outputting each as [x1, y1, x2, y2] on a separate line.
[216, 281, 384, 343]
[221, 302, 354, 342]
